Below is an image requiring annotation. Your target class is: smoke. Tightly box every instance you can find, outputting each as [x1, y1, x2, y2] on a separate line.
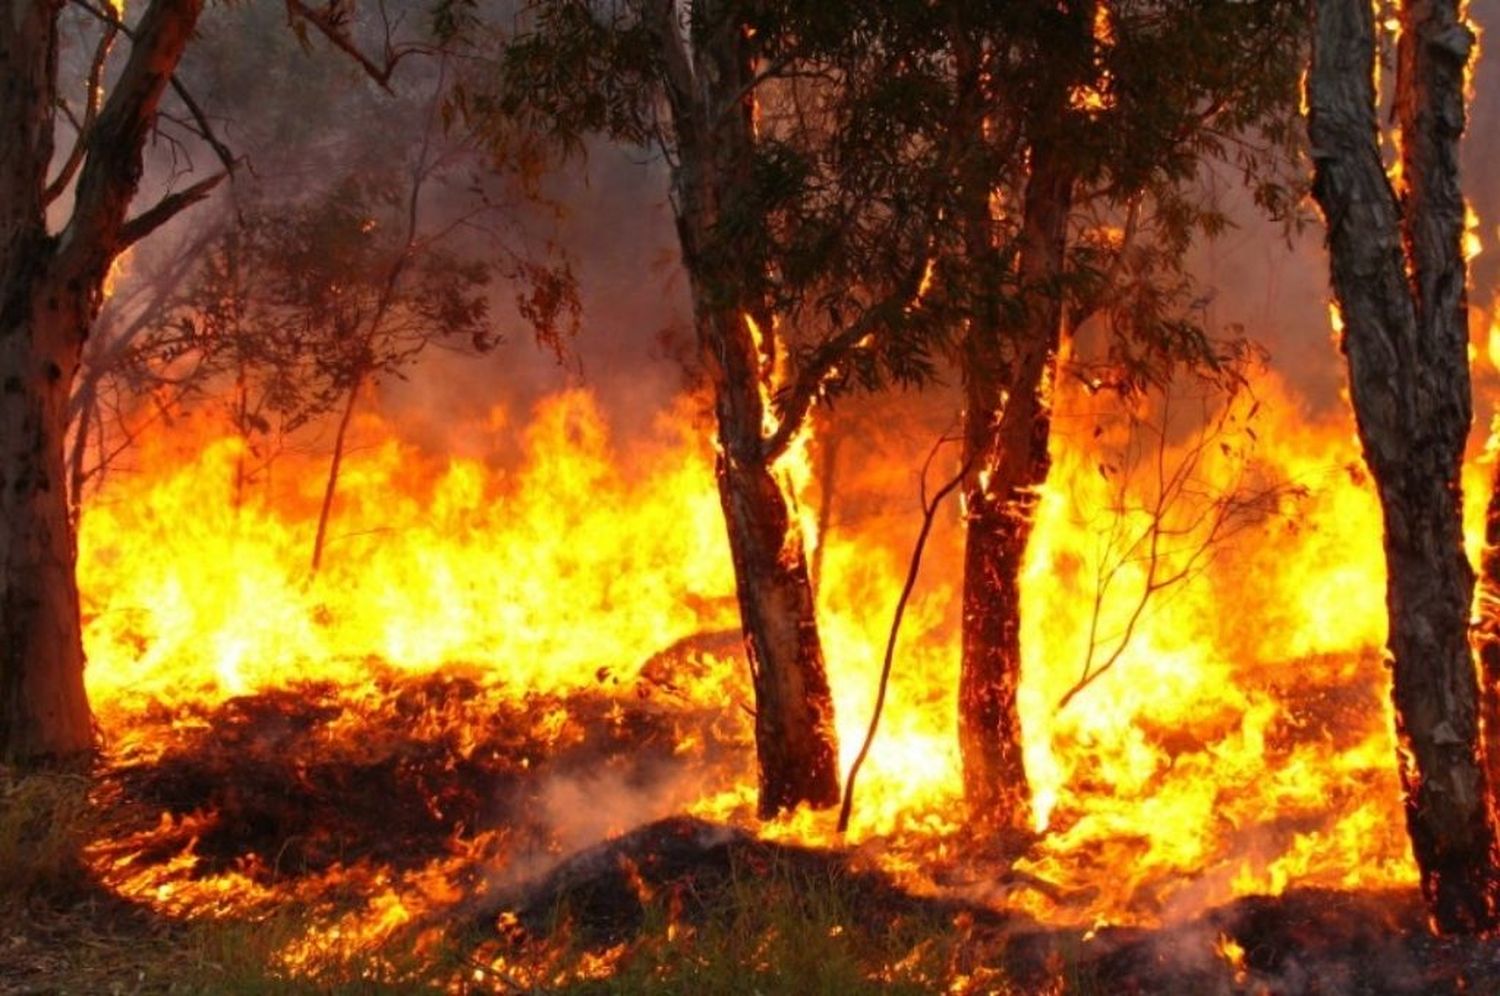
[534, 761, 712, 859]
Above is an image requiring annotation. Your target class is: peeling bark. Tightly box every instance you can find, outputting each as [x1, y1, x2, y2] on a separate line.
[1309, 0, 1499, 934]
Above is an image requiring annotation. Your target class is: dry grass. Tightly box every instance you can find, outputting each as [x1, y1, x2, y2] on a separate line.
[0, 768, 986, 994]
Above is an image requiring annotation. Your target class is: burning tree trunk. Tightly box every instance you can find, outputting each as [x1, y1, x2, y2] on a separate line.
[1309, 0, 1499, 933]
[958, 146, 1075, 831]
[710, 321, 840, 817]
[0, 0, 216, 764]
[654, 2, 840, 817]
[953, 17, 1077, 828]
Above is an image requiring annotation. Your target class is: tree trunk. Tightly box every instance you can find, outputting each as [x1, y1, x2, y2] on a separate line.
[1, 0, 207, 764]
[716, 396, 841, 817]
[958, 136, 1075, 831]
[1310, 0, 1499, 933]
[696, 301, 839, 817]
[0, 282, 94, 764]
[1, 1, 90, 764]
[657, 0, 840, 817]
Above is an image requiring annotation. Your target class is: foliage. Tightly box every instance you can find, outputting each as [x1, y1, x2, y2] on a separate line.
[73, 155, 578, 495]
[187, 175, 495, 436]
[65, 0, 582, 500]
[448, 0, 1307, 427]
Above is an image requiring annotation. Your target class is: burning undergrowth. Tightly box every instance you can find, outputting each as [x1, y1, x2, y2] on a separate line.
[86, 649, 754, 918]
[474, 820, 1500, 995]
[50, 668, 1497, 995]
[41, 375, 1495, 990]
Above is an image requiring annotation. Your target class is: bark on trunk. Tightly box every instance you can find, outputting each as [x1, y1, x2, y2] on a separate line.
[1, 0, 206, 764]
[715, 383, 841, 818]
[655, 0, 840, 817]
[1, 0, 90, 763]
[950, 13, 1079, 830]
[1310, 0, 1499, 933]
[958, 138, 1075, 831]
[0, 284, 93, 764]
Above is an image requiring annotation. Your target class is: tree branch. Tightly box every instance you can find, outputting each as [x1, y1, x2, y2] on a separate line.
[283, 0, 420, 91]
[646, 0, 697, 125]
[57, 0, 207, 287]
[45, 15, 117, 205]
[838, 432, 971, 834]
[118, 171, 227, 250]
[68, 0, 238, 176]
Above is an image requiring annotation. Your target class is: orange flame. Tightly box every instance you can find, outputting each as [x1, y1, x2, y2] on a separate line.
[75, 357, 1440, 953]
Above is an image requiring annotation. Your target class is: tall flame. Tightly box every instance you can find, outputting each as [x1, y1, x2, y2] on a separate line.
[76, 358, 1441, 939]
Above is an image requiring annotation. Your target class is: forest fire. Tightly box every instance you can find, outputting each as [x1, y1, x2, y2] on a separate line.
[11, 0, 1500, 989]
[66, 356, 1450, 979]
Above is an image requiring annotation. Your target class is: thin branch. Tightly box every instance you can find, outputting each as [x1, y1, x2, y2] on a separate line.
[118, 171, 227, 249]
[1055, 387, 1296, 711]
[57, 0, 206, 287]
[168, 76, 236, 175]
[838, 431, 971, 835]
[68, 0, 237, 175]
[46, 16, 117, 205]
[283, 0, 422, 91]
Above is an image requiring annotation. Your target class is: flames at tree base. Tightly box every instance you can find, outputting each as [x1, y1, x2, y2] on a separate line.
[2, 719, 1491, 994]
[50, 368, 1490, 986]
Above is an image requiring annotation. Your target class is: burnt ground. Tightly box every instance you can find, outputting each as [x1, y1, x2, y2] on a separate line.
[7, 649, 1500, 994]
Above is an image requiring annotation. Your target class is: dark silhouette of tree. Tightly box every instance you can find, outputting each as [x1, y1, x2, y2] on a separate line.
[1, 0, 223, 764]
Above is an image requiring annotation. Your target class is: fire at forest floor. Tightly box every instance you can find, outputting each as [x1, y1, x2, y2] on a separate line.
[5, 663, 1500, 995]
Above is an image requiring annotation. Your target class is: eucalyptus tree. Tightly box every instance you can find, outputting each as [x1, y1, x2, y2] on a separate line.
[459, 0, 977, 815]
[1, 0, 225, 763]
[939, 0, 1304, 831]
[1310, 0, 1499, 934]
[0, 0, 422, 764]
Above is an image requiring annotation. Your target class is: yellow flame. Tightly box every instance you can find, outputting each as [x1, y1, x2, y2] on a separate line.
[1216, 933, 1248, 984]
[75, 361, 1433, 948]
[1328, 299, 1346, 346]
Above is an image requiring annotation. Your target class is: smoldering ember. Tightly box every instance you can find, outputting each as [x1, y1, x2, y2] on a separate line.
[11, 0, 1500, 993]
